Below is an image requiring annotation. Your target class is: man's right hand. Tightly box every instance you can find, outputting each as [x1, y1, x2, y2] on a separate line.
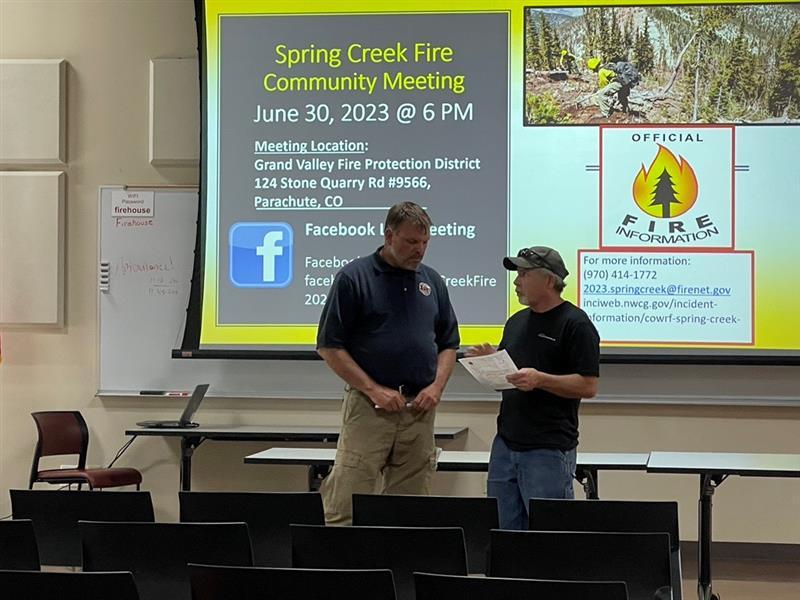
[368, 385, 406, 412]
[465, 343, 496, 357]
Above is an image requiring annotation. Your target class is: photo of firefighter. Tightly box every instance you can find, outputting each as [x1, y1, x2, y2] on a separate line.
[523, 4, 800, 125]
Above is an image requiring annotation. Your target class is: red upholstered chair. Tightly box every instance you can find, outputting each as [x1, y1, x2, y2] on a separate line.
[29, 411, 142, 490]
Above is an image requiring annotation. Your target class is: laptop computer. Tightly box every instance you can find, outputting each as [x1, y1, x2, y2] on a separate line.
[136, 384, 209, 428]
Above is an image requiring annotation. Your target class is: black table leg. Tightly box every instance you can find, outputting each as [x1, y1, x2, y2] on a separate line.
[307, 465, 332, 492]
[180, 436, 203, 492]
[307, 436, 335, 491]
[575, 466, 599, 499]
[698, 472, 724, 600]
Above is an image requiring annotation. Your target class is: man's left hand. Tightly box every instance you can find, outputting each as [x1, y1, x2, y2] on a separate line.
[506, 368, 544, 392]
[412, 383, 443, 411]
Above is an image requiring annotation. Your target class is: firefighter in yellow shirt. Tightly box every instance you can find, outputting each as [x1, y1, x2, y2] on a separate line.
[587, 57, 630, 118]
[559, 49, 577, 73]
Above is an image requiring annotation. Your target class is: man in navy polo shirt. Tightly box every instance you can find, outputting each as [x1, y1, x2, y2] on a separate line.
[317, 201, 460, 525]
[468, 246, 600, 530]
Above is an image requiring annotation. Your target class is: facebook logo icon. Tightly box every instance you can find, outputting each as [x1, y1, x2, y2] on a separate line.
[229, 222, 293, 288]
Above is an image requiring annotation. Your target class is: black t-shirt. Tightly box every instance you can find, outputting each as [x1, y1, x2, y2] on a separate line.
[316, 248, 460, 393]
[497, 301, 600, 451]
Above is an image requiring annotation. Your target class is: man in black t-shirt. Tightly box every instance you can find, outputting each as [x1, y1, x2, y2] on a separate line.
[468, 246, 600, 529]
[317, 202, 460, 525]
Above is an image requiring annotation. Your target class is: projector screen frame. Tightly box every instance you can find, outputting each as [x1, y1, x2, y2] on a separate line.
[181, 0, 800, 366]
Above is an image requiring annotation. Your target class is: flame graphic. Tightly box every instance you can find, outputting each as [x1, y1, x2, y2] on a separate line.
[632, 144, 698, 218]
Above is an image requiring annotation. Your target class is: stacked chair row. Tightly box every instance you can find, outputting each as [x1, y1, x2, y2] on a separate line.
[1, 489, 682, 600]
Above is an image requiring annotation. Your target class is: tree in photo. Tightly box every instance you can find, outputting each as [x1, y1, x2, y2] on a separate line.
[605, 9, 625, 63]
[582, 7, 601, 58]
[536, 12, 561, 70]
[525, 11, 538, 70]
[632, 17, 655, 76]
[767, 22, 800, 118]
[525, 11, 561, 71]
[704, 21, 760, 121]
[678, 6, 733, 121]
[622, 16, 634, 51]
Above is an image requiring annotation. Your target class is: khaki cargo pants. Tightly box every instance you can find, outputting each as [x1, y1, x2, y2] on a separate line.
[320, 386, 437, 525]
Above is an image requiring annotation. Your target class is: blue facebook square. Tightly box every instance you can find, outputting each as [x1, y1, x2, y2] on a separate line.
[229, 222, 293, 288]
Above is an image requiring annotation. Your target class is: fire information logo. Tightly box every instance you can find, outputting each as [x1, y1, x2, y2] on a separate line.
[600, 126, 734, 250]
[632, 144, 698, 219]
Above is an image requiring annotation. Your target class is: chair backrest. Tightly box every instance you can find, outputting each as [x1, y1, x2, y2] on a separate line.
[291, 525, 467, 600]
[0, 520, 40, 571]
[30, 412, 88, 476]
[179, 491, 323, 566]
[529, 499, 682, 599]
[529, 499, 680, 551]
[0, 569, 140, 600]
[29, 411, 91, 489]
[11, 489, 155, 566]
[414, 572, 629, 600]
[189, 564, 396, 600]
[489, 530, 671, 600]
[80, 521, 253, 600]
[352, 494, 498, 574]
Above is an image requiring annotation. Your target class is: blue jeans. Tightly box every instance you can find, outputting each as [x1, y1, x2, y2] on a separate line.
[487, 435, 577, 530]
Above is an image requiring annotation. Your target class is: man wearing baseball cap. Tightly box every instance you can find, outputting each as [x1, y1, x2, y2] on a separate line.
[467, 246, 600, 529]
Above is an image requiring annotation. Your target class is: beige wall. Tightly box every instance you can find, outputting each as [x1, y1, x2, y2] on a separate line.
[0, 0, 798, 544]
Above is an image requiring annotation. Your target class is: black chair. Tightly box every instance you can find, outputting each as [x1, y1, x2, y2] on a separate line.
[179, 491, 323, 566]
[352, 493, 498, 574]
[0, 569, 140, 600]
[0, 520, 40, 570]
[291, 524, 467, 600]
[80, 521, 253, 600]
[11, 489, 154, 566]
[414, 572, 629, 600]
[529, 498, 682, 598]
[489, 530, 671, 600]
[189, 563, 396, 600]
[29, 411, 141, 490]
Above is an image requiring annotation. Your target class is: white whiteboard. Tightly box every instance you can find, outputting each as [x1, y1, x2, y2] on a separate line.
[99, 186, 198, 393]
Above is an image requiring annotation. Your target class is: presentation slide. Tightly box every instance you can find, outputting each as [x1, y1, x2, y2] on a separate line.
[190, 0, 800, 361]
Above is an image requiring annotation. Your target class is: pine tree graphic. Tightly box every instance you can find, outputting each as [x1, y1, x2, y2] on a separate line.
[649, 167, 681, 218]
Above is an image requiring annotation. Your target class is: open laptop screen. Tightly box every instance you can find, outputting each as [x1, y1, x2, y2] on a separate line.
[136, 384, 210, 428]
[178, 384, 210, 425]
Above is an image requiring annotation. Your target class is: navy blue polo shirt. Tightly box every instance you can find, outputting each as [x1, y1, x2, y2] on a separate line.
[317, 248, 460, 393]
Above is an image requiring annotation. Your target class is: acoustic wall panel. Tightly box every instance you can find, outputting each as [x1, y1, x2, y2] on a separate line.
[149, 58, 199, 166]
[0, 171, 65, 326]
[0, 59, 66, 165]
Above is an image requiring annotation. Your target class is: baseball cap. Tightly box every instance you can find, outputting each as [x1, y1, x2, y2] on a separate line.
[503, 246, 569, 279]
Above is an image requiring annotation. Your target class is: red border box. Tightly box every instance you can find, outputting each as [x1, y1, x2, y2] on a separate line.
[577, 248, 754, 346]
[599, 124, 736, 251]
